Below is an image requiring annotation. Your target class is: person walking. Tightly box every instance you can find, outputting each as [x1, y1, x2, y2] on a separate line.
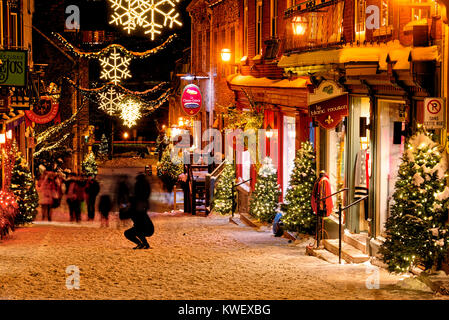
[37, 171, 55, 221]
[124, 174, 154, 249]
[66, 175, 85, 223]
[85, 175, 100, 221]
[98, 194, 112, 227]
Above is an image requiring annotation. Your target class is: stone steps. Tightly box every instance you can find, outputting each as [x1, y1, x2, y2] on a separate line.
[343, 231, 368, 254]
[323, 238, 370, 264]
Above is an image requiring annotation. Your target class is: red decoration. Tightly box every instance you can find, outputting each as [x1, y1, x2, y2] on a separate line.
[311, 174, 333, 217]
[25, 96, 59, 124]
[181, 84, 202, 116]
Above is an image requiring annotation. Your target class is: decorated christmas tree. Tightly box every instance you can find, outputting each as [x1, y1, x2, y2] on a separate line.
[380, 126, 449, 273]
[82, 152, 98, 176]
[157, 146, 183, 192]
[212, 160, 236, 215]
[282, 141, 317, 234]
[249, 157, 281, 223]
[98, 134, 109, 159]
[10, 154, 39, 225]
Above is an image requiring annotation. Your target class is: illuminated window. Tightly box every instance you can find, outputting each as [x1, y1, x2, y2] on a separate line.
[256, 0, 263, 55]
[381, 0, 389, 27]
[244, 0, 248, 56]
[10, 12, 18, 48]
[355, 0, 365, 33]
[270, 0, 277, 38]
[0, 1, 3, 47]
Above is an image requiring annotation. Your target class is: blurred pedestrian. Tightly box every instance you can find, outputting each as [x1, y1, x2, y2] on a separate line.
[124, 174, 154, 249]
[98, 194, 112, 227]
[85, 174, 100, 221]
[66, 174, 85, 223]
[37, 171, 55, 221]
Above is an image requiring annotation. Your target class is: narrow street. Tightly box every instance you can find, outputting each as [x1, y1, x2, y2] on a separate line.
[0, 165, 445, 300]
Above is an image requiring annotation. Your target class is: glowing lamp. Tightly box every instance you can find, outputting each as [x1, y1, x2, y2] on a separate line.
[265, 125, 274, 138]
[0, 133, 5, 144]
[123, 132, 129, 139]
[220, 48, 232, 62]
[6, 130, 12, 140]
[292, 16, 307, 36]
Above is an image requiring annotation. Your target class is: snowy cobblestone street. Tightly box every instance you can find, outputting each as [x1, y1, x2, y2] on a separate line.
[0, 210, 447, 300]
[0, 167, 447, 300]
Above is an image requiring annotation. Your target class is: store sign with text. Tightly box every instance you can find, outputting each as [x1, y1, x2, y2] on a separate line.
[423, 97, 445, 129]
[0, 50, 27, 87]
[25, 96, 59, 124]
[308, 80, 348, 129]
[181, 84, 202, 116]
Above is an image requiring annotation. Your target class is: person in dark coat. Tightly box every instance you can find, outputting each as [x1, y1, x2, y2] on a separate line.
[98, 194, 112, 227]
[85, 175, 100, 221]
[124, 174, 154, 249]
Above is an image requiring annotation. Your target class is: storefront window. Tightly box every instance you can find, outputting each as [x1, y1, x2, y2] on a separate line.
[378, 101, 406, 236]
[283, 116, 296, 198]
[326, 120, 346, 212]
[242, 150, 251, 182]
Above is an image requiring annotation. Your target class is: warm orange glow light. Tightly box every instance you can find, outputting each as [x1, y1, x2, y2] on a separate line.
[221, 48, 232, 62]
[292, 16, 307, 36]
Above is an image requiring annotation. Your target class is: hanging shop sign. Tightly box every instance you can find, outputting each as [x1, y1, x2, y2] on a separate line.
[24, 96, 59, 124]
[423, 97, 445, 129]
[181, 84, 202, 117]
[0, 50, 28, 87]
[308, 80, 348, 130]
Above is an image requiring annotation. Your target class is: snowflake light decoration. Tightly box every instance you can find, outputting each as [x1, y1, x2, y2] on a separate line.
[120, 97, 142, 127]
[98, 88, 125, 115]
[99, 47, 131, 85]
[109, 0, 183, 40]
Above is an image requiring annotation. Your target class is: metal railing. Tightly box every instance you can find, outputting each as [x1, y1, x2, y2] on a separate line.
[337, 195, 369, 264]
[231, 179, 252, 218]
[315, 187, 369, 264]
[315, 188, 348, 249]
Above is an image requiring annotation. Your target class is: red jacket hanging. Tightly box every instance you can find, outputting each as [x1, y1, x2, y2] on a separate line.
[311, 174, 333, 217]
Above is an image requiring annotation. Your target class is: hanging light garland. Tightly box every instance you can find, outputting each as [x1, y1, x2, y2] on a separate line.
[98, 87, 125, 116]
[99, 47, 132, 85]
[64, 77, 168, 97]
[120, 96, 143, 128]
[108, 0, 182, 40]
[53, 32, 177, 59]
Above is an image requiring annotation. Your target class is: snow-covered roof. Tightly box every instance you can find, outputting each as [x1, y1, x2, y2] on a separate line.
[227, 74, 311, 88]
[278, 41, 439, 72]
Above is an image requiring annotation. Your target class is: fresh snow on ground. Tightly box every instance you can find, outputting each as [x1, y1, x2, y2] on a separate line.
[0, 163, 447, 300]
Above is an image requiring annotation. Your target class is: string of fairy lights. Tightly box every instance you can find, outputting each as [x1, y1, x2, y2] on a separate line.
[55, 31, 176, 127]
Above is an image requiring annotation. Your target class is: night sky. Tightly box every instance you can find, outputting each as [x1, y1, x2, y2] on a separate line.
[33, 0, 191, 141]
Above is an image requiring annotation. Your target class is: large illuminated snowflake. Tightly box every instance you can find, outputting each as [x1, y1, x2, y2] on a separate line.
[99, 47, 131, 85]
[109, 0, 183, 40]
[120, 98, 142, 127]
[98, 88, 125, 116]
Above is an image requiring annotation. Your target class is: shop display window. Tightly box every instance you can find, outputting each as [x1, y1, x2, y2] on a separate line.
[326, 120, 346, 213]
[378, 101, 406, 236]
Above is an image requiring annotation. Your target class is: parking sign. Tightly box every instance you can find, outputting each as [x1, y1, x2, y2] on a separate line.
[423, 98, 445, 129]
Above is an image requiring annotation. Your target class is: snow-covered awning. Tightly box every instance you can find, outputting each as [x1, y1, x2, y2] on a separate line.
[278, 40, 439, 72]
[227, 74, 311, 88]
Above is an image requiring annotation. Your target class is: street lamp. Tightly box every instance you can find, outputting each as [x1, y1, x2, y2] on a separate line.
[123, 132, 129, 140]
[220, 48, 232, 62]
[292, 16, 307, 36]
[265, 125, 274, 138]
